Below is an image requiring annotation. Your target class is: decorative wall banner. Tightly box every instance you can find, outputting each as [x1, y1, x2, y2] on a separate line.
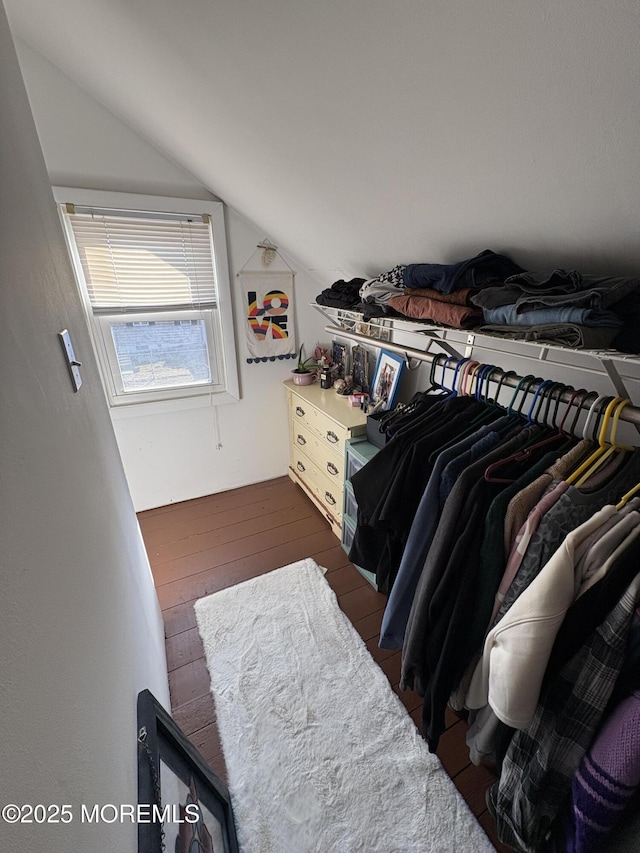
[238, 271, 297, 363]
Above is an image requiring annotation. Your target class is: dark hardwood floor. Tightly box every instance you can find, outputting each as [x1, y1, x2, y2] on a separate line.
[139, 475, 511, 852]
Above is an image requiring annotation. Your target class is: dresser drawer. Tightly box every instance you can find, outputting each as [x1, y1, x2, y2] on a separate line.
[290, 397, 349, 453]
[285, 381, 366, 541]
[291, 445, 342, 522]
[292, 421, 344, 481]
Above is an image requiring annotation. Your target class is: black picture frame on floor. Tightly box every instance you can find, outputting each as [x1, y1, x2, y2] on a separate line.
[137, 689, 239, 853]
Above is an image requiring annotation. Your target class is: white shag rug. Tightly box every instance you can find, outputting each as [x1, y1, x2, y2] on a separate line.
[194, 558, 494, 853]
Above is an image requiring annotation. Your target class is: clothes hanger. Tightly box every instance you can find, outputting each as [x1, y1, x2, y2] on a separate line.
[573, 398, 633, 488]
[539, 382, 569, 428]
[475, 365, 498, 403]
[457, 360, 479, 396]
[454, 364, 506, 435]
[456, 358, 475, 397]
[616, 470, 640, 508]
[565, 396, 628, 486]
[484, 379, 570, 483]
[391, 355, 474, 438]
[527, 380, 556, 424]
[487, 369, 518, 409]
[376, 355, 447, 436]
[448, 357, 471, 395]
[505, 374, 537, 418]
[435, 355, 457, 395]
[591, 395, 617, 443]
[581, 394, 610, 442]
[416, 354, 450, 399]
[557, 388, 590, 437]
[420, 354, 447, 396]
[464, 363, 482, 396]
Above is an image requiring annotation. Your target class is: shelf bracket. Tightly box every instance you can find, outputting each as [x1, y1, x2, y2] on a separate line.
[599, 357, 634, 401]
[465, 334, 476, 359]
[313, 302, 346, 329]
[417, 331, 464, 360]
[599, 357, 640, 435]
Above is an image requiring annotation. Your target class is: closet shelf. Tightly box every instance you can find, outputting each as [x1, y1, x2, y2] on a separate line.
[312, 302, 640, 428]
[313, 302, 640, 367]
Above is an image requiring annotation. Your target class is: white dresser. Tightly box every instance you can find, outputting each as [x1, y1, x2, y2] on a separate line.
[284, 380, 367, 537]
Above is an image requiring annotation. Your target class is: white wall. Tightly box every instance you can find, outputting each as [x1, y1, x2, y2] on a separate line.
[0, 6, 169, 850]
[12, 1, 640, 509]
[16, 41, 329, 510]
[6, 0, 640, 282]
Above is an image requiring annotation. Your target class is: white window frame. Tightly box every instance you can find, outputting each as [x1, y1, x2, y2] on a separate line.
[54, 188, 240, 411]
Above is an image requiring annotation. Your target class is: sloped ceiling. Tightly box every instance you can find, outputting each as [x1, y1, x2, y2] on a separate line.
[6, 0, 640, 282]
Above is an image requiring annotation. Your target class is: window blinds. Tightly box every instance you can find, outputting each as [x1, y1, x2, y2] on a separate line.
[65, 207, 217, 314]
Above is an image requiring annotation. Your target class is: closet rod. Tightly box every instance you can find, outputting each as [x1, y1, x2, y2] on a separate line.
[325, 325, 640, 428]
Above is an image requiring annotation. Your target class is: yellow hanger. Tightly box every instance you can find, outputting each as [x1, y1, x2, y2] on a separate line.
[569, 398, 633, 487]
[574, 399, 632, 487]
[616, 479, 640, 509]
[565, 397, 625, 486]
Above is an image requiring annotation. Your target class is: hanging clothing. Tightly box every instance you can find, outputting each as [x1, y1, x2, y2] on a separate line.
[348, 367, 640, 850]
[465, 519, 640, 769]
[379, 417, 512, 649]
[489, 450, 640, 629]
[546, 527, 640, 681]
[349, 395, 483, 591]
[399, 425, 551, 748]
[559, 688, 640, 853]
[487, 568, 640, 852]
[474, 509, 640, 730]
[414, 449, 568, 750]
[502, 440, 590, 559]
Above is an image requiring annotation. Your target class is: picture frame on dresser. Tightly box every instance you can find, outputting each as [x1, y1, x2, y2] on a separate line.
[331, 341, 348, 377]
[370, 349, 404, 411]
[351, 345, 370, 395]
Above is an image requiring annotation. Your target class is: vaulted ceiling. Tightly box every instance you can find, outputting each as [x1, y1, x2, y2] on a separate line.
[6, 0, 640, 283]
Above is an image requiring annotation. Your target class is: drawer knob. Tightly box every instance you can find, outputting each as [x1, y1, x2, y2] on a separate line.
[325, 491, 337, 506]
[326, 430, 339, 444]
[296, 460, 306, 473]
[295, 406, 305, 417]
[296, 434, 306, 445]
[327, 461, 338, 476]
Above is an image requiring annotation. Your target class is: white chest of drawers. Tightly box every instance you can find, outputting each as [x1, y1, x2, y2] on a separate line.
[284, 380, 367, 537]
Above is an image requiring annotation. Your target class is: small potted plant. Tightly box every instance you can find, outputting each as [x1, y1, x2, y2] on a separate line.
[291, 345, 319, 385]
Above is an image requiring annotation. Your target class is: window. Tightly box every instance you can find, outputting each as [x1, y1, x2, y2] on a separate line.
[55, 189, 239, 408]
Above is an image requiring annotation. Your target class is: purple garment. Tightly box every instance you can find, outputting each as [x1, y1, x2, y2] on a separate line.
[564, 690, 640, 852]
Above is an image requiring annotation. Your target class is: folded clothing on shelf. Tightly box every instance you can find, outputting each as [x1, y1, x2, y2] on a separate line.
[477, 323, 620, 350]
[388, 294, 482, 329]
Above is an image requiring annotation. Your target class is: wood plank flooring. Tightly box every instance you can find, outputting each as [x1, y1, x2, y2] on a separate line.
[139, 476, 511, 852]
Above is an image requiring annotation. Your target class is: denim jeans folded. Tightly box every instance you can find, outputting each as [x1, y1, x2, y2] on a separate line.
[483, 304, 623, 328]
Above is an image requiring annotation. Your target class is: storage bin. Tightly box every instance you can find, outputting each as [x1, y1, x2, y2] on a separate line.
[366, 411, 388, 448]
